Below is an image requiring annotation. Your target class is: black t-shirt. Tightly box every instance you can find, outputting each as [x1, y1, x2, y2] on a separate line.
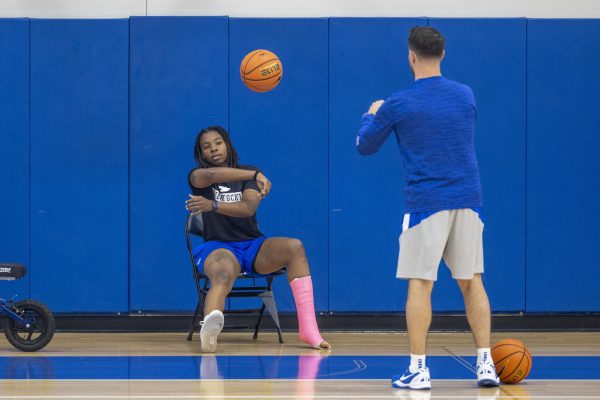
[188, 164, 264, 242]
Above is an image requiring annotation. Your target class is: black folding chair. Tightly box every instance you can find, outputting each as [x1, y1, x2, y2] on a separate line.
[185, 214, 284, 343]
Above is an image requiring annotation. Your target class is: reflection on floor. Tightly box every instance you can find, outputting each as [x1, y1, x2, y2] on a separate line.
[1, 354, 599, 380]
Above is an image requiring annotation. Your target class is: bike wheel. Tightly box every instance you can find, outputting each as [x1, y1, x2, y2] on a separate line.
[4, 300, 55, 352]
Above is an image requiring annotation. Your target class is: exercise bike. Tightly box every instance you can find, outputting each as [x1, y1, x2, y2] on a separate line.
[0, 263, 55, 351]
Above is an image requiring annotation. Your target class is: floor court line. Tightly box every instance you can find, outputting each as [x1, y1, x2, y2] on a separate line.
[442, 346, 477, 373]
[316, 359, 367, 377]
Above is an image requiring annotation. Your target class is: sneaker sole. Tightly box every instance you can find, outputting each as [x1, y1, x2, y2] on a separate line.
[392, 384, 432, 390]
[392, 382, 432, 390]
[477, 378, 500, 387]
[200, 312, 224, 353]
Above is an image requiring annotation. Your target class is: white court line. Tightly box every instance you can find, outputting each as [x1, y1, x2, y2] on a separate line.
[442, 346, 476, 374]
[317, 359, 367, 377]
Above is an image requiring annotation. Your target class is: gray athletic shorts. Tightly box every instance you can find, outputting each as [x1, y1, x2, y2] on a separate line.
[396, 208, 484, 281]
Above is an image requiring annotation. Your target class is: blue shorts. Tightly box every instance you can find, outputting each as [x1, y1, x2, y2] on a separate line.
[193, 237, 268, 276]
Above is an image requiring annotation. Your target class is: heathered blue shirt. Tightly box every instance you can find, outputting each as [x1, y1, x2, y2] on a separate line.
[356, 76, 482, 213]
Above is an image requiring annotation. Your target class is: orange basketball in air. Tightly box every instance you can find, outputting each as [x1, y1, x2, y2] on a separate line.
[491, 338, 532, 384]
[240, 49, 283, 92]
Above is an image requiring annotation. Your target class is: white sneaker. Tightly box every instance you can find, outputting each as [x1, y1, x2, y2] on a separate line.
[392, 367, 431, 390]
[200, 310, 224, 353]
[476, 360, 500, 387]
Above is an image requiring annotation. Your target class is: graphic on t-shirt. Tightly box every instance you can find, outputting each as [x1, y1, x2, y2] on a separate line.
[188, 165, 263, 242]
[213, 186, 242, 203]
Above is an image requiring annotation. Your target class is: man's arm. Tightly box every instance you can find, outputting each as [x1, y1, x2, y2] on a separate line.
[186, 188, 261, 218]
[189, 167, 271, 198]
[356, 99, 396, 155]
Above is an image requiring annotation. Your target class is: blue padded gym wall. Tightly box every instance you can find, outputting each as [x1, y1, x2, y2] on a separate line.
[428, 19, 527, 312]
[129, 17, 229, 311]
[0, 19, 30, 298]
[329, 18, 426, 311]
[526, 20, 600, 312]
[6, 16, 600, 314]
[29, 20, 129, 312]
[229, 18, 329, 312]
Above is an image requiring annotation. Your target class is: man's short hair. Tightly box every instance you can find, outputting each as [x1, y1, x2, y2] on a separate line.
[408, 27, 445, 58]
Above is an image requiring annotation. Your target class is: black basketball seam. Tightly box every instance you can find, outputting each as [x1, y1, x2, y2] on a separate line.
[492, 343, 526, 365]
[492, 343, 526, 352]
[242, 71, 283, 82]
[496, 362, 508, 379]
[513, 351, 528, 382]
[492, 343, 525, 357]
[243, 57, 279, 76]
[244, 80, 280, 92]
[242, 50, 262, 75]
[244, 80, 262, 91]
[241, 51, 256, 75]
[243, 80, 268, 92]
[494, 350, 522, 369]
[503, 351, 526, 382]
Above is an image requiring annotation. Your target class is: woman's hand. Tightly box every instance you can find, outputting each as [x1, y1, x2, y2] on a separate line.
[186, 194, 213, 215]
[255, 172, 272, 199]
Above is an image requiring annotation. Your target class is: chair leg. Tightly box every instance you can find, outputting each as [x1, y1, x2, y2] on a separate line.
[187, 300, 201, 341]
[188, 280, 208, 341]
[258, 290, 284, 344]
[276, 325, 284, 344]
[253, 304, 266, 340]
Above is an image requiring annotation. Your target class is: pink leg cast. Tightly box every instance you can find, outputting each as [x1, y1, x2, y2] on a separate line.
[290, 276, 330, 349]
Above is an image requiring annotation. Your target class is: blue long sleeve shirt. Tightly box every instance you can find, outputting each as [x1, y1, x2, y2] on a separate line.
[357, 76, 482, 213]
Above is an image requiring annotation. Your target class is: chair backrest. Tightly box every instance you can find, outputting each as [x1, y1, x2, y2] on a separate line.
[185, 213, 204, 249]
[186, 213, 206, 279]
[186, 213, 204, 237]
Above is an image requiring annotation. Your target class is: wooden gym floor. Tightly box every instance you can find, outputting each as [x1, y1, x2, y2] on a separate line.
[0, 331, 599, 399]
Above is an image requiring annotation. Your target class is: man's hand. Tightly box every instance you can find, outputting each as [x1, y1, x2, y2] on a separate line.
[186, 194, 213, 215]
[368, 99, 385, 115]
[255, 172, 272, 199]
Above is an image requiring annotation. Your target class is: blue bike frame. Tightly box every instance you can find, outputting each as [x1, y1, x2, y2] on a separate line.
[0, 298, 33, 326]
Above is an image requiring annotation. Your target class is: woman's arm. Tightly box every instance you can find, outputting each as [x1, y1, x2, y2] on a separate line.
[216, 188, 261, 218]
[186, 188, 261, 218]
[189, 167, 255, 188]
[189, 168, 271, 199]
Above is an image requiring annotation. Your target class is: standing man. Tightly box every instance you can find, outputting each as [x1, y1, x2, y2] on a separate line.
[356, 27, 499, 390]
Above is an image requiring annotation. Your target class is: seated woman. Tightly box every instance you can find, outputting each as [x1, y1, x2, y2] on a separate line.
[185, 125, 330, 352]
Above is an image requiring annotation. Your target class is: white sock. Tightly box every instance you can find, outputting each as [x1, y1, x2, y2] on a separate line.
[477, 348, 491, 365]
[409, 354, 426, 373]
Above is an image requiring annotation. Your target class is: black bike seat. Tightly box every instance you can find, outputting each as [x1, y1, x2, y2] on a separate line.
[0, 263, 26, 280]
